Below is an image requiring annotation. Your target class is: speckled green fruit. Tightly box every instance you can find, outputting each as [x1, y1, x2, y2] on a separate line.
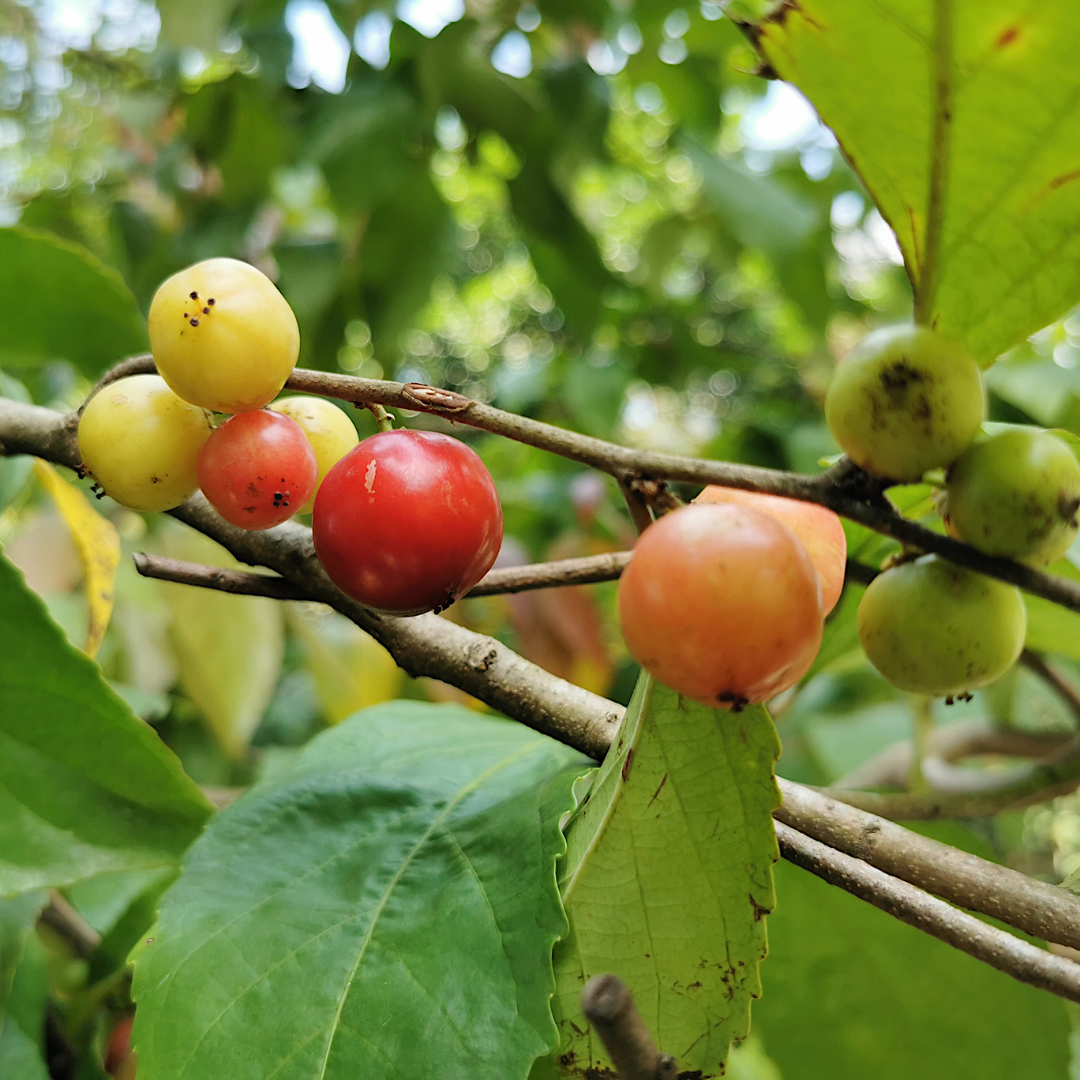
[825, 325, 985, 481]
[943, 428, 1080, 565]
[857, 555, 1026, 697]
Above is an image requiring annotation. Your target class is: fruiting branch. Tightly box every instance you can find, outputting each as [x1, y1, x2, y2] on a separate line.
[5, 393, 1080, 998]
[775, 821, 1080, 1005]
[85, 355, 1080, 613]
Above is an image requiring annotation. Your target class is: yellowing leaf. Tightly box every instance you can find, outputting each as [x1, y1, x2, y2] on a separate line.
[33, 460, 120, 658]
[155, 524, 284, 760]
[290, 608, 403, 724]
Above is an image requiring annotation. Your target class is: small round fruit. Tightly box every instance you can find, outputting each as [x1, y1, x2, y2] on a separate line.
[942, 428, 1080, 565]
[77, 374, 212, 512]
[825, 324, 984, 481]
[197, 411, 317, 530]
[617, 504, 824, 708]
[694, 485, 847, 614]
[148, 257, 299, 413]
[312, 430, 503, 616]
[269, 396, 360, 513]
[857, 555, 1026, 696]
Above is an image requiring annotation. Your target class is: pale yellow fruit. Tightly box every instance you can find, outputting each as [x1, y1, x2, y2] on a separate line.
[269, 396, 360, 513]
[148, 257, 299, 413]
[78, 375, 212, 512]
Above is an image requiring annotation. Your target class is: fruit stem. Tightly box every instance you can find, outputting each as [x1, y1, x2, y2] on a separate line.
[368, 403, 394, 433]
[909, 696, 934, 793]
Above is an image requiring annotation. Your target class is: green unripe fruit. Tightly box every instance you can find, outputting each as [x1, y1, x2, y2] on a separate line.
[857, 555, 1026, 697]
[942, 428, 1080, 565]
[825, 325, 985, 481]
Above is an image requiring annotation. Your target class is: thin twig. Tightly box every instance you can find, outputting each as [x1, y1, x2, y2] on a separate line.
[38, 893, 101, 960]
[834, 718, 1073, 792]
[132, 554, 310, 600]
[1021, 650, 1080, 725]
[132, 551, 636, 601]
[822, 736, 1080, 820]
[72, 359, 1080, 614]
[776, 778, 1080, 950]
[581, 974, 678, 1080]
[776, 821, 1080, 1004]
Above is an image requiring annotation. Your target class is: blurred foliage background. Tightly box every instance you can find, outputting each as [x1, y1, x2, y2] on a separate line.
[2, 0, 1080, 1075]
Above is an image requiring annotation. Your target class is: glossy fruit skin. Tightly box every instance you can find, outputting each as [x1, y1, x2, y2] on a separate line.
[857, 555, 1026, 696]
[825, 324, 985, 481]
[197, 411, 317, 530]
[312, 430, 504, 615]
[149, 257, 299, 414]
[269, 396, 360, 513]
[78, 375, 212, 512]
[942, 428, 1080, 565]
[694, 485, 847, 614]
[618, 504, 823, 708]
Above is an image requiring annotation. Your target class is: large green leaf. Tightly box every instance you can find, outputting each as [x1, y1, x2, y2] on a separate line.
[131, 701, 591, 1080]
[742, 1, 1080, 364]
[0, 228, 147, 375]
[754, 857, 1070, 1079]
[539, 676, 780, 1077]
[0, 891, 49, 1080]
[0, 553, 212, 895]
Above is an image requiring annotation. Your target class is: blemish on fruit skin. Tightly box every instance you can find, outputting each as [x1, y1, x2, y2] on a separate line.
[364, 459, 377, 493]
[189, 318, 199, 327]
[995, 25, 1020, 48]
[190, 291, 199, 300]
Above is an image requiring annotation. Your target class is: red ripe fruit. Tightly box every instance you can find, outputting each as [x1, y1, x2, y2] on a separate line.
[312, 429, 503, 616]
[197, 410, 317, 530]
[618, 503, 824, 708]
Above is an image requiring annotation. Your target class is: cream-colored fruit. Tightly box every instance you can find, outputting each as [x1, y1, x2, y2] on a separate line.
[77, 374, 212, 512]
[149, 258, 299, 413]
[268, 396, 360, 513]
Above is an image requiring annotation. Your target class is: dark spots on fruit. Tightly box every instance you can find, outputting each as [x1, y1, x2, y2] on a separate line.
[996, 24, 1020, 48]
[190, 290, 199, 300]
[183, 312, 188, 318]
[208, 297, 216, 305]
[1060, 494, 1080, 525]
[150, 475, 160, 483]
[621, 748, 635, 782]
[247, 483, 260, 497]
[189, 318, 199, 327]
[716, 689, 748, 711]
[242, 505, 257, 513]
[202, 306, 210, 314]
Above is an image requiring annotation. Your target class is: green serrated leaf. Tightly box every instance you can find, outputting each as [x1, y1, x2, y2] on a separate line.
[747, 1, 1080, 365]
[131, 701, 592, 1080]
[541, 675, 780, 1077]
[0, 552, 212, 895]
[755, 857, 1071, 1079]
[0, 227, 147, 376]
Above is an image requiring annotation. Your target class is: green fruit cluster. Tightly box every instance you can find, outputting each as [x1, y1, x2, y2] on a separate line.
[826, 324, 1080, 699]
